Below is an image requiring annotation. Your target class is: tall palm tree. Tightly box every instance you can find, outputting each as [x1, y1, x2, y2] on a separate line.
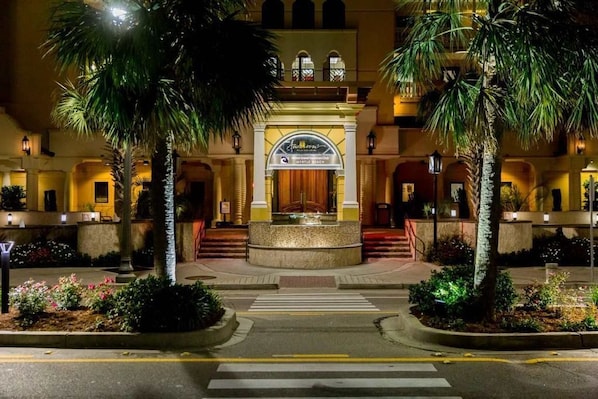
[45, 0, 279, 282]
[382, 0, 598, 320]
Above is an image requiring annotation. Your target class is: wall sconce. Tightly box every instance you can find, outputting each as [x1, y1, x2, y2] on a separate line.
[232, 131, 241, 154]
[450, 209, 457, 218]
[543, 212, 549, 223]
[577, 134, 586, 155]
[61, 213, 67, 224]
[512, 211, 518, 221]
[367, 131, 376, 155]
[7, 214, 12, 226]
[21, 136, 31, 156]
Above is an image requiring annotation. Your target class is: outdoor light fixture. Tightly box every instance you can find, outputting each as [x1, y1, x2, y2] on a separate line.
[143, 159, 149, 166]
[543, 212, 549, 223]
[512, 211, 518, 221]
[7, 214, 12, 226]
[367, 131, 376, 155]
[61, 213, 67, 224]
[428, 150, 442, 249]
[232, 131, 241, 154]
[21, 136, 30, 156]
[577, 134, 586, 155]
[450, 209, 457, 218]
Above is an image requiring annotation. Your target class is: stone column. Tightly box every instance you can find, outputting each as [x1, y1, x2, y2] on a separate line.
[265, 170, 273, 213]
[26, 169, 39, 211]
[233, 158, 246, 225]
[2, 172, 10, 187]
[212, 164, 222, 226]
[342, 122, 359, 220]
[63, 171, 73, 212]
[251, 123, 269, 221]
[360, 158, 376, 225]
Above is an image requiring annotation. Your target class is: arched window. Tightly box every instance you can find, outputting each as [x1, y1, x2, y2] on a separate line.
[322, 0, 345, 29]
[268, 56, 285, 80]
[323, 52, 345, 81]
[292, 52, 314, 81]
[292, 0, 315, 29]
[262, 0, 284, 29]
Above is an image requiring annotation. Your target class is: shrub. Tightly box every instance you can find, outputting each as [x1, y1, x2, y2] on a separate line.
[85, 277, 117, 314]
[591, 286, 598, 306]
[11, 240, 90, 268]
[521, 271, 570, 311]
[50, 273, 83, 310]
[500, 316, 543, 333]
[111, 275, 224, 332]
[1, 185, 26, 210]
[9, 279, 49, 325]
[92, 251, 120, 268]
[425, 235, 474, 266]
[408, 264, 517, 320]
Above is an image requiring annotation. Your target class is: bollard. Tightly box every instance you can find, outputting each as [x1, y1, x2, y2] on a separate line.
[0, 242, 14, 314]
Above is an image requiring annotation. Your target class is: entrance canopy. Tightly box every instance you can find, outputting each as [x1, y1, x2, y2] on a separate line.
[267, 131, 343, 170]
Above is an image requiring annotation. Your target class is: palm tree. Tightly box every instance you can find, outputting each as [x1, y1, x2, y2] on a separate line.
[382, 0, 598, 320]
[45, 0, 278, 282]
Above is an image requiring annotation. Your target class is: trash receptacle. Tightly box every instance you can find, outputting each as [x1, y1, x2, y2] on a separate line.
[375, 203, 391, 226]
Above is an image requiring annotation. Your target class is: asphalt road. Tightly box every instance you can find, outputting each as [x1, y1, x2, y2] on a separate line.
[0, 289, 596, 398]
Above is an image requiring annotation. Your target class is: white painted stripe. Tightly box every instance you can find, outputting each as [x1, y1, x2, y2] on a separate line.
[248, 309, 378, 312]
[255, 298, 369, 303]
[208, 378, 451, 389]
[205, 397, 462, 399]
[251, 303, 376, 309]
[217, 363, 437, 372]
[250, 293, 379, 312]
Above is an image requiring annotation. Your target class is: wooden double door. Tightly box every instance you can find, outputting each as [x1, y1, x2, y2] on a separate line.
[274, 169, 334, 212]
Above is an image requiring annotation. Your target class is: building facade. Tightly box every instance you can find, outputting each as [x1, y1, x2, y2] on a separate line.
[0, 0, 594, 262]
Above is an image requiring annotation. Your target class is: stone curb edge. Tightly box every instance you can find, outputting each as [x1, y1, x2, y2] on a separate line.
[399, 304, 598, 350]
[0, 308, 238, 350]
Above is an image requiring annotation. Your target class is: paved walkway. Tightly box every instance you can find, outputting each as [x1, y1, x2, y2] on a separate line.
[7, 258, 598, 290]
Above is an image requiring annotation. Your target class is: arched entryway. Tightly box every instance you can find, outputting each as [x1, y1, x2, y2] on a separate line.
[267, 130, 343, 214]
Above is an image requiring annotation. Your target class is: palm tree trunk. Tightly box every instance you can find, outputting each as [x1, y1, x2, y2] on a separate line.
[151, 135, 177, 282]
[463, 143, 483, 220]
[473, 140, 503, 320]
[116, 143, 136, 283]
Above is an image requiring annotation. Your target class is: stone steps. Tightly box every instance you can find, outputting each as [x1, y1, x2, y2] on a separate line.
[362, 230, 412, 259]
[197, 228, 248, 259]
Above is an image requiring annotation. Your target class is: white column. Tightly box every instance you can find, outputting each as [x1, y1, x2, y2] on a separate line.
[251, 123, 269, 221]
[2, 172, 10, 187]
[342, 122, 359, 210]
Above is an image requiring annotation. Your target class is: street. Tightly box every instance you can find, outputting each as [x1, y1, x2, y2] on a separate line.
[0, 289, 597, 398]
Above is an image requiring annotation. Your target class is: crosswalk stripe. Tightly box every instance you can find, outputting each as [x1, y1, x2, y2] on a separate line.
[208, 378, 451, 389]
[249, 293, 379, 312]
[216, 363, 437, 372]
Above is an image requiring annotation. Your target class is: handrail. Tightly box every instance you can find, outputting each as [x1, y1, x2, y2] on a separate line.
[404, 218, 426, 260]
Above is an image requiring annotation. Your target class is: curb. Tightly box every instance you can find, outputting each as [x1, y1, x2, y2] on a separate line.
[398, 305, 598, 350]
[0, 308, 239, 350]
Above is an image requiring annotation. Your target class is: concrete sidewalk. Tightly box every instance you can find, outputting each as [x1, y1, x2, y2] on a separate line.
[7, 258, 598, 290]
